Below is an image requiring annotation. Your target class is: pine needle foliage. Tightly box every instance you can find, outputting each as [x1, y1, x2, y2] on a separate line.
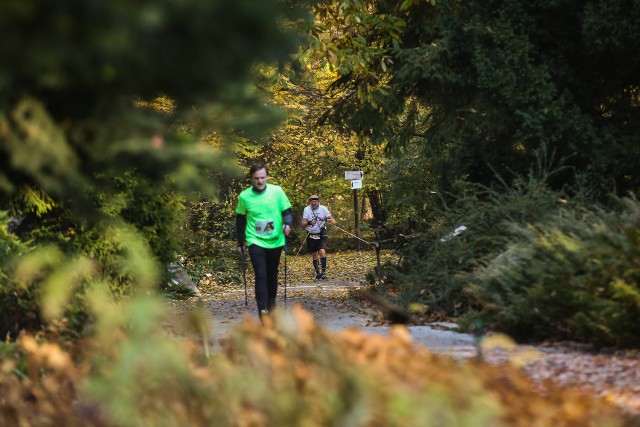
[473, 197, 640, 349]
[0, 213, 41, 338]
[0, 0, 300, 335]
[374, 168, 573, 319]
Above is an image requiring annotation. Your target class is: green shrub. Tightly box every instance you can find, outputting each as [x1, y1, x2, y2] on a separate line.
[2, 195, 170, 335]
[179, 240, 242, 287]
[0, 280, 43, 339]
[94, 170, 185, 271]
[375, 171, 569, 318]
[180, 196, 237, 257]
[0, 213, 42, 337]
[473, 197, 640, 348]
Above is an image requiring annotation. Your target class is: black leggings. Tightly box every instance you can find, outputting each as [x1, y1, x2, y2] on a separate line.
[248, 244, 283, 312]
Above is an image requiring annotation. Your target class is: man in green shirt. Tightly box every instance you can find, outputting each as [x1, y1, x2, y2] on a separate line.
[236, 161, 293, 322]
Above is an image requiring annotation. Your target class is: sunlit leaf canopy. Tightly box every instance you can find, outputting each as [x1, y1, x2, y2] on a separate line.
[302, 0, 640, 198]
[250, 64, 388, 217]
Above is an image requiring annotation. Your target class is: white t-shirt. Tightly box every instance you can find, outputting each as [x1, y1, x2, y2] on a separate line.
[302, 204, 332, 234]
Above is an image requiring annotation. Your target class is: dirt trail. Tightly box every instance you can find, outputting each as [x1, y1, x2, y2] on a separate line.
[167, 278, 476, 355]
[166, 250, 475, 353]
[164, 249, 640, 416]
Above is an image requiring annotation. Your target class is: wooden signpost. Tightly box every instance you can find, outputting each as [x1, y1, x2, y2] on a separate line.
[344, 171, 364, 253]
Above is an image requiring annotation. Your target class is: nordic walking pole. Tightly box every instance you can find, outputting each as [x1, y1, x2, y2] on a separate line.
[285, 232, 308, 272]
[240, 247, 248, 306]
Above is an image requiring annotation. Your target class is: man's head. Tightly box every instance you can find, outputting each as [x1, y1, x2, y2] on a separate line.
[250, 161, 269, 190]
[309, 195, 319, 207]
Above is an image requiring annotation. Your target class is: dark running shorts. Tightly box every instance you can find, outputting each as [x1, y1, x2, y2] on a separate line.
[306, 233, 327, 253]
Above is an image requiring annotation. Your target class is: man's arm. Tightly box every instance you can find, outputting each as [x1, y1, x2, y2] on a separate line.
[282, 208, 293, 236]
[321, 207, 336, 224]
[301, 207, 313, 227]
[322, 213, 336, 225]
[236, 213, 247, 255]
[282, 208, 293, 227]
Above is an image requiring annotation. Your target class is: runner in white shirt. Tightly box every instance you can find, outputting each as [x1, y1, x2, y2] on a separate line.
[301, 194, 336, 279]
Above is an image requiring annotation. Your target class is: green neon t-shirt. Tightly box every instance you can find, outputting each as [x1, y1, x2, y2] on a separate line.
[236, 184, 292, 248]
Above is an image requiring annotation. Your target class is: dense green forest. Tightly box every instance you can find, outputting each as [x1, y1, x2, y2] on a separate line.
[1, 0, 639, 424]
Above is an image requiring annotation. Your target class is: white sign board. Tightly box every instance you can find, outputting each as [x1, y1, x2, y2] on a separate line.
[350, 179, 362, 189]
[344, 170, 364, 180]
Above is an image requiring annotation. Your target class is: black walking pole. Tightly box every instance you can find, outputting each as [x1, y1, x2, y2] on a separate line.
[240, 248, 248, 306]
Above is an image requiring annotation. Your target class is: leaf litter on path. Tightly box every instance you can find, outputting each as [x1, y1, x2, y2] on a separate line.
[165, 248, 640, 418]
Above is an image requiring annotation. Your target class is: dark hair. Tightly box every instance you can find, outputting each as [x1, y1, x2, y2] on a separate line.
[249, 160, 268, 177]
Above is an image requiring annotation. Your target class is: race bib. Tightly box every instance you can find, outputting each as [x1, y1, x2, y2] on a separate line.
[309, 234, 320, 240]
[254, 219, 275, 235]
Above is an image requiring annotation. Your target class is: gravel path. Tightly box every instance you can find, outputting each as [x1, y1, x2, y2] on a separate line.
[165, 251, 640, 417]
[166, 277, 477, 356]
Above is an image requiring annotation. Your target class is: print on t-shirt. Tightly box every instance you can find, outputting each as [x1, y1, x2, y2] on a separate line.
[255, 219, 275, 235]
